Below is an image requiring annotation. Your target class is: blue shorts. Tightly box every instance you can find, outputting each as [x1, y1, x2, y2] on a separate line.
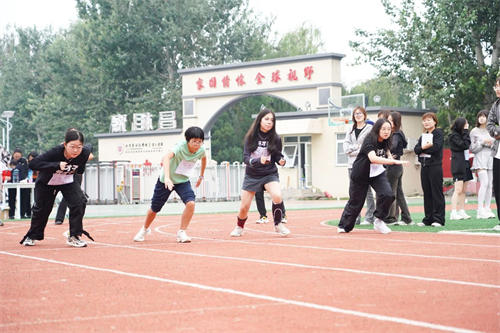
[150, 179, 195, 213]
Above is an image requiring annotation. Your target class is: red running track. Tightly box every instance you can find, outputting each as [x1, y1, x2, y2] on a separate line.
[1, 208, 499, 332]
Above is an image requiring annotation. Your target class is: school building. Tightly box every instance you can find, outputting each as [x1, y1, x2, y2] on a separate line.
[95, 53, 429, 201]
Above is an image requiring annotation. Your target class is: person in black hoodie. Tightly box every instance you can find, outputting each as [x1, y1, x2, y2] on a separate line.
[449, 117, 473, 220]
[20, 129, 92, 247]
[385, 111, 412, 225]
[414, 112, 445, 227]
[338, 118, 407, 234]
[230, 108, 289, 237]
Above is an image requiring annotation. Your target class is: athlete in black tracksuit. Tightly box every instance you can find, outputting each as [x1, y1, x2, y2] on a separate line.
[20, 130, 92, 247]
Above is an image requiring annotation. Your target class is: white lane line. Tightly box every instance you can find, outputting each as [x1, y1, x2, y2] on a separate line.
[93, 241, 500, 289]
[0, 302, 281, 328]
[155, 225, 500, 264]
[0, 250, 480, 333]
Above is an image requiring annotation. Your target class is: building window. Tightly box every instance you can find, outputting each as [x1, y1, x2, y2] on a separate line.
[183, 99, 194, 117]
[282, 144, 298, 167]
[336, 133, 348, 166]
[284, 136, 298, 143]
[318, 87, 331, 106]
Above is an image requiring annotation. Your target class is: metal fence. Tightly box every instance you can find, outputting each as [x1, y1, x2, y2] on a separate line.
[83, 161, 246, 204]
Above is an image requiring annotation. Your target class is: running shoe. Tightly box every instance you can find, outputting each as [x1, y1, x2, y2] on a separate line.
[493, 224, 500, 231]
[450, 210, 463, 220]
[22, 237, 35, 246]
[67, 235, 87, 248]
[230, 226, 244, 237]
[431, 222, 443, 227]
[337, 227, 346, 233]
[256, 216, 269, 224]
[274, 223, 290, 236]
[133, 227, 151, 242]
[373, 218, 391, 234]
[176, 230, 192, 243]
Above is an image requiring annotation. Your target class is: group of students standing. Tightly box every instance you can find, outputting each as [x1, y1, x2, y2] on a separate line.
[15, 77, 500, 247]
[341, 76, 500, 233]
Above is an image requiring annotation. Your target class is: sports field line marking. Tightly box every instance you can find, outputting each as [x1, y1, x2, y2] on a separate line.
[439, 230, 500, 236]
[94, 241, 500, 289]
[154, 225, 500, 264]
[0, 251, 481, 333]
[0, 302, 281, 328]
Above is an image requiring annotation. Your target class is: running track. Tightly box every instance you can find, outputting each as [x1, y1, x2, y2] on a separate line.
[1, 208, 499, 332]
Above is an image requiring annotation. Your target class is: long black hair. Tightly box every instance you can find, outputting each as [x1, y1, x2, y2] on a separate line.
[244, 108, 280, 155]
[367, 118, 392, 151]
[390, 111, 402, 132]
[450, 117, 467, 134]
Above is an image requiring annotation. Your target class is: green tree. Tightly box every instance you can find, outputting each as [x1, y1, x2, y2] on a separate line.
[350, 0, 500, 126]
[348, 76, 414, 107]
[0, 27, 56, 152]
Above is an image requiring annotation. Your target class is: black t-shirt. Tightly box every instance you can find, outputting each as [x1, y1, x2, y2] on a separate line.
[354, 125, 365, 139]
[351, 135, 389, 184]
[29, 144, 91, 185]
[243, 131, 283, 177]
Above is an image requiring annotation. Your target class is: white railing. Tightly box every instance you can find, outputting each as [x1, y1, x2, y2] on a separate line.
[83, 161, 246, 204]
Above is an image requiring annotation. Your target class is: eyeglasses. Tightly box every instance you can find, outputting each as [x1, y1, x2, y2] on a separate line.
[353, 112, 364, 116]
[494, 85, 500, 91]
[67, 144, 83, 151]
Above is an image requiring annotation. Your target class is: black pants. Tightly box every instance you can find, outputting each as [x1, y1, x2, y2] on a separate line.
[55, 174, 84, 222]
[385, 164, 412, 223]
[420, 164, 446, 225]
[339, 172, 395, 233]
[8, 187, 32, 218]
[21, 181, 87, 241]
[493, 158, 500, 221]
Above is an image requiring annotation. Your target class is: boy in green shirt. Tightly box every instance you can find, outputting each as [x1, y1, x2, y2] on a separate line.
[134, 127, 207, 243]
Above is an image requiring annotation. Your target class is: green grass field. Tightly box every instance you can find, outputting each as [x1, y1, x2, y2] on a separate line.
[327, 209, 500, 234]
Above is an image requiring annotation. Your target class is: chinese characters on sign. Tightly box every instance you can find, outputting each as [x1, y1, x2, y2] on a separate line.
[110, 111, 177, 133]
[195, 65, 314, 90]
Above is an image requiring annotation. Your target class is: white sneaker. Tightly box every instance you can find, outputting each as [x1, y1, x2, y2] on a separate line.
[337, 227, 346, 233]
[67, 235, 87, 248]
[476, 208, 488, 219]
[484, 208, 496, 219]
[416, 222, 426, 227]
[373, 218, 391, 234]
[176, 230, 191, 243]
[22, 237, 35, 246]
[230, 226, 244, 237]
[493, 224, 500, 231]
[458, 210, 471, 219]
[431, 222, 443, 227]
[133, 227, 151, 242]
[450, 210, 463, 220]
[256, 216, 269, 224]
[274, 223, 290, 236]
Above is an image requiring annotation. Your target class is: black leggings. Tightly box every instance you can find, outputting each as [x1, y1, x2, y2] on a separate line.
[20, 180, 87, 242]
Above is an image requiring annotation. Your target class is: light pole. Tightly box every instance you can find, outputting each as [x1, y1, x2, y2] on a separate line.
[1, 110, 15, 152]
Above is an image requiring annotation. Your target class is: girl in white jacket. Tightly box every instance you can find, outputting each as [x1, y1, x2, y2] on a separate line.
[470, 110, 496, 219]
[343, 106, 374, 225]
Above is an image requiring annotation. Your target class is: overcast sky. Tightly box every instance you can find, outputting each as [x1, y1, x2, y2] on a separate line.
[0, 0, 395, 88]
